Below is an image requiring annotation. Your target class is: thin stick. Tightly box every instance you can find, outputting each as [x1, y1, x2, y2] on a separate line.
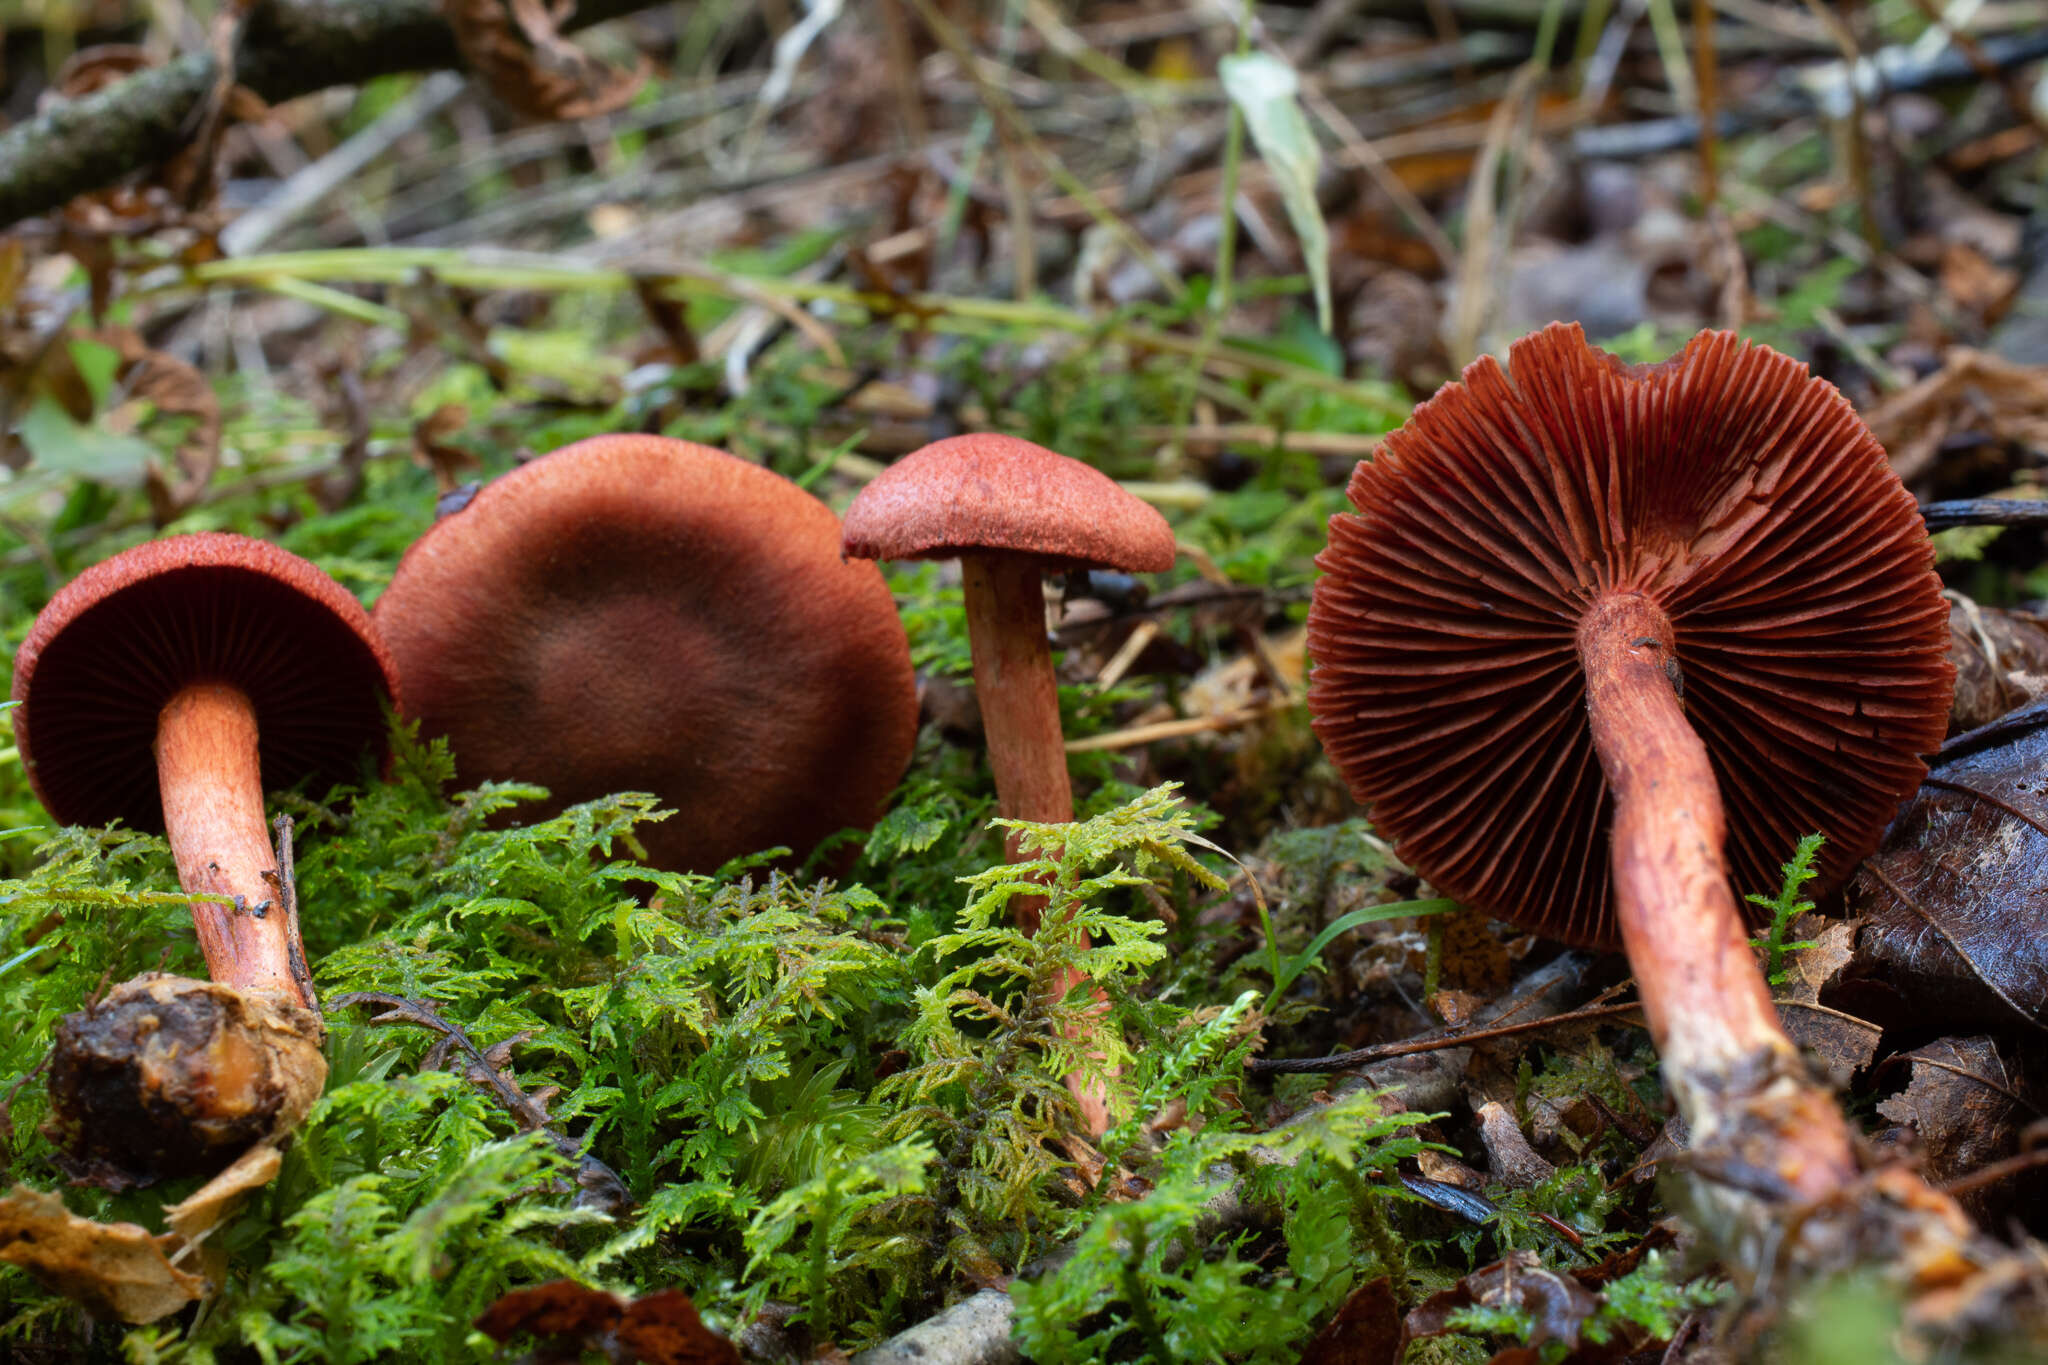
[1248, 1000, 1649, 1074]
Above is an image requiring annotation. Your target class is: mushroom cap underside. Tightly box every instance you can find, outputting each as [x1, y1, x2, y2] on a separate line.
[373, 433, 918, 874]
[840, 432, 1177, 573]
[13, 532, 398, 830]
[1306, 323, 1954, 947]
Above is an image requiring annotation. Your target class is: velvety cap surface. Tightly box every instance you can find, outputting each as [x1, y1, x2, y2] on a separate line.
[374, 434, 918, 874]
[13, 532, 399, 830]
[1307, 324, 1954, 946]
[840, 433, 1176, 572]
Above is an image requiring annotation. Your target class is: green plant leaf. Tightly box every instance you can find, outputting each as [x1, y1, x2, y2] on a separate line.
[1218, 51, 1332, 333]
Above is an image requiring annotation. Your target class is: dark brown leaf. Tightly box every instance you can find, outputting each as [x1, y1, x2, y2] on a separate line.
[611, 1289, 741, 1365]
[1404, 1251, 1598, 1351]
[1839, 697, 2048, 1033]
[476, 1280, 739, 1365]
[477, 1278, 623, 1341]
[1877, 1036, 2047, 1219]
[1299, 1275, 1400, 1365]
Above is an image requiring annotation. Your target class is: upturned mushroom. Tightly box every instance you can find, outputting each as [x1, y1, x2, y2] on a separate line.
[1307, 325, 1954, 1243]
[372, 433, 918, 875]
[840, 433, 1177, 1133]
[13, 532, 398, 1184]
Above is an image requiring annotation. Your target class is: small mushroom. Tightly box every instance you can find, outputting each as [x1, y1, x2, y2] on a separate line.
[840, 433, 1176, 870]
[372, 433, 918, 874]
[841, 434, 1176, 1136]
[15, 532, 397, 1002]
[1308, 326, 1955, 1242]
[13, 532, 397, 1183]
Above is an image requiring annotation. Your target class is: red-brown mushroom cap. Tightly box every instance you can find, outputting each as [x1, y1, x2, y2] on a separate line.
[840, 433, 1177, 572]
[12, 532, 399, 831]
[373, 433, 918, 874]
[1307, 323, 1954, 947]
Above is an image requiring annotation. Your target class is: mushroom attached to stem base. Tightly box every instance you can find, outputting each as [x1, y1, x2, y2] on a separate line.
[843, 434, 1178, 1136]
[14, 533, 399, 1185]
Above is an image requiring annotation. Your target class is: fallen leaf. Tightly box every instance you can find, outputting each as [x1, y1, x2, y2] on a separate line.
[93, 326, 221, 521]
[0, 1186, 205, 1324]
[1839, 697, 2048, 1033]
[1946, 598, 2048, 734]
[1877, 1035, 2046, 1219]
[412, 404, 483, 492]
[475, 1279, 741, 1364]
[1404, 1251, 1597, 1352]
[1299, 1275, 1400, 1364]
[444, 0, 648, 122]
[1865, 349, 2048, 484]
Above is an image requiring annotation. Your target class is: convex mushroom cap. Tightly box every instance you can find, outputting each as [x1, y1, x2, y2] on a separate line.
[373, 433, 918, 874]
[840, 433, 1177, 572]
[13, 531, 398, 830]
[1307, 323, 1954, 946]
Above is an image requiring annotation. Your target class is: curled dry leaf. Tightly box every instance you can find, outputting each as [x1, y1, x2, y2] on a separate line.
[1403, 1251, 1599, 1354]
[1946, 597, 2048, 734]
[0, 1138, 283, 1324]
[1877, 1036, 2046, 1220]
[1839, 697, 2048, 1034]
[474, 1279, 741, 1365]
[1867, 349, 2048, 485]
[0, 1185, 204, 1324]
[444, 0, 649, 122]
[91, 326, 222, 522]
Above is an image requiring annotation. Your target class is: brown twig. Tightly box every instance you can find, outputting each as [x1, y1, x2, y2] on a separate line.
[1246, 1000, 1648, 1075]
[332, 990, 632, 1213]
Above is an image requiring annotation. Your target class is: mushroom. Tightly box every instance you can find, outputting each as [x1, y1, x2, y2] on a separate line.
[1307, 325, 1954, 1234]
[13, 531, 397, 1184]
[840, 433, 1176, 1135]
[840, 433, 1177, 870]
[372, 433, 918, 875]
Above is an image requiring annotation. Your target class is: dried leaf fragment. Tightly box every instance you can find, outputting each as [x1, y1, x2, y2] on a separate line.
[92, 326, 222, 521]
[0, 1186, 204, 1324]
[444, 0, 648, 121]
[475, 1279, 741, 1364]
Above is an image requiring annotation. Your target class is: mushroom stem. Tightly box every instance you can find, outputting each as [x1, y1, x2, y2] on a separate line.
[961, 554, 1075, 866]
[156, 682, 308, 1007]
[1579, 593, 1858, 1202]
[961, 553, 1113, 1135]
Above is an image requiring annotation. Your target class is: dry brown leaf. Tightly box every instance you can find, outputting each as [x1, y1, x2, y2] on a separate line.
[1300, 1276, 1401, 1365]
[444, 0, 648, 122]
[1946, 597, 2048, 733]
[1878, 1036, 2047, 1222]
[474, 1279, 742, 1364]
[0, 1186, 206, 1324]
[91, 327, 222, 522]
[1839, 697, 2048, 1034]
[411, 404, 483, 492]
[1866, 350, 2048, 484]
[1940, 243, 2021, 325]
